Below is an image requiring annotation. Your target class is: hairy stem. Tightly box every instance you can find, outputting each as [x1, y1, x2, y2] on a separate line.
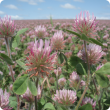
[75, 41, 90, 110]
[76, 76, 82, 92]
[35, 78, 39, 110]
[5, 37, 20, 110]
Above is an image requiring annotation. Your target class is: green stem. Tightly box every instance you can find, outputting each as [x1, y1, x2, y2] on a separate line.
[5, 37, 20, 110]
[75, 41, 90, 110]
[92, 77, 101, 110]
[76, 76, 82, 92]
[35, 78, 39, 110]
[29, 103, 33, 110]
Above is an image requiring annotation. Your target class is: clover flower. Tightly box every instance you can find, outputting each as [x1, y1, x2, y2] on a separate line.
[53, 89, 77, 107]
[25, 39, 56, 77]
[0, 89, 10, 109]
[81, 97, 96, 110]
[58, 78, 66, 87]
[51, 31, 65, 51]
[21, 88, 34, 103]
[73, 11, 97, 37]
[0, 16, 16, 37]
[35, 25, 48, 38]
[69, 71, 85, 89]
[77, 43, 104, 65]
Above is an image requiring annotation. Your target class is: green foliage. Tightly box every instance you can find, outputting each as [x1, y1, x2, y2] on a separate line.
[28, 78, 37, 96]
[16, 60, 28, 70]
[58, 52, 65, 64]
[95, 73, 109, 88]
[78, 103, 93, 110]
[12, 28, 29, 48]
[95, 62, 110, 75]
[43, 102, 56, 110]
[9, 96, 17, 110]
[13, 74, 28, 95]
[76, 63, 87, 75]
[16, 28, 29, 36]
[0, 53, 14, 65]
[89, 38, 104, 47]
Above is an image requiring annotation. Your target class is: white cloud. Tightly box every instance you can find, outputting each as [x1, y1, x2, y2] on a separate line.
[19, 0, 44, 5]
[96, 16, 110, 20]
[5, 4, 18, 9]
[73, 0, 83, 2]
[61, 3, 76, 9]
[9, 15, 22, 20]
[0, 11, 4, 14]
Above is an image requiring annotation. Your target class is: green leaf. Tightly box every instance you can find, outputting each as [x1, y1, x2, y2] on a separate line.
[89, 38, 103, 47]
[50, 15, 53, 27]
[28, 79, 37, 96]
[12, 39, 18, 48]
[66, 29, 81, 38]
[78, 103, 92, 110]
[81, 34, 89, 42]
[16, 60, 28, 70]
[16, 28, 29, 36]
[43, 103, 55, 110]
[95, 62, 110, 75]
[104, 97, 110, 105]
[0, 53, 14, 65]
[58, 52, 65, 64]
[40, 98, 46, 105]
[13, 75, 28, 95]
[69, 56, 82, 67]
[76, 63, 87, 75]
[95, 73, 109, 88]
[9, 96, 17, 109]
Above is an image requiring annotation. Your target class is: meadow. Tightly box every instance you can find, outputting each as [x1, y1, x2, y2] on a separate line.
[0, 13, 110, 110]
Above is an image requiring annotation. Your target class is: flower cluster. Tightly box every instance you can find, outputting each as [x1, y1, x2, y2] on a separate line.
[21, 87, 35, 103]
[0, 89, 11, 109]
[81, 97, 96, 110]
[73, 11, 97, 38]
[35, 25, 48, 38]
[69, 71, 85, 89]
[58, 78, 66, 87]
[25, 39, 56, 77]
[77, 43, 104, 65]
[51, 31, 65, 51]
[53, 89, 77, 107]
[0, 16, 16, 37]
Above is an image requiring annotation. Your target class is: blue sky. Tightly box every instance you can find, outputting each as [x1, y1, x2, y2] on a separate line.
[0, 0, 110, 20]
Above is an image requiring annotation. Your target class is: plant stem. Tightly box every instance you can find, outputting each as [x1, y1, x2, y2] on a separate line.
[29, 103, 32, 110]
[35, 78, 39, 110]
[75, 41, 90, 110]
[5, 37, 20, 110]
[76, 76, 82, 92]
[92, 77, 101, 110]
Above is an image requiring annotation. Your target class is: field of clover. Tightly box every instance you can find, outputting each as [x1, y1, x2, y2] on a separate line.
[1, 11, 110, 110]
